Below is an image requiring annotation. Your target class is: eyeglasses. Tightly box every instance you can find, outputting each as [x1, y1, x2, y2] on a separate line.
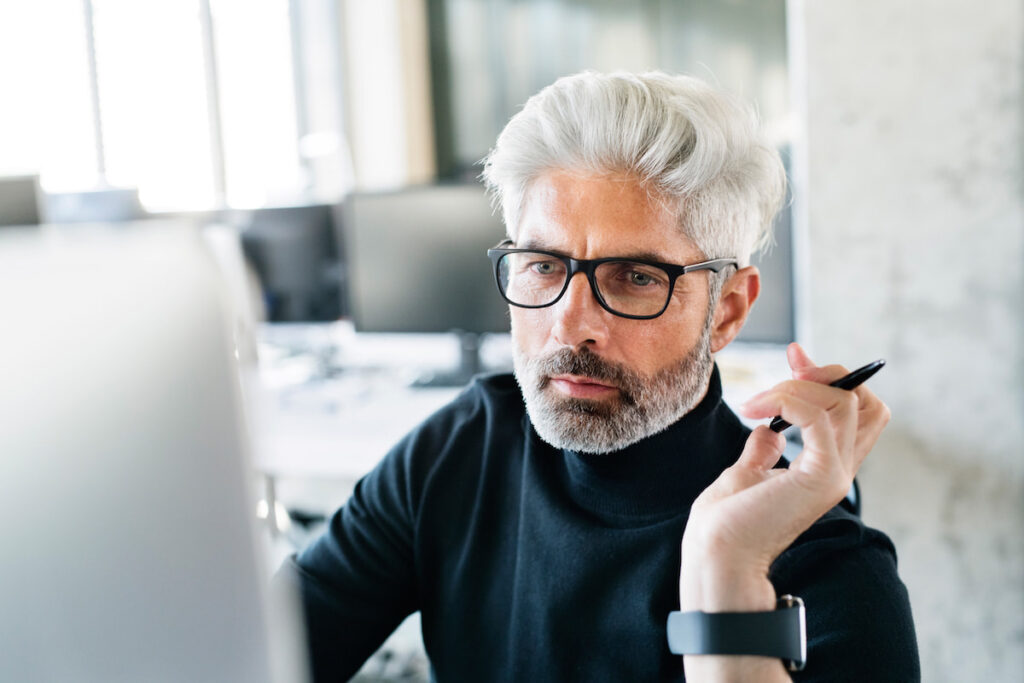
[487, 240, 737, 320]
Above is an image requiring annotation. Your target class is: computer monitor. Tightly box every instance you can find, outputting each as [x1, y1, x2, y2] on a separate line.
[0, 175, 42, 226]
[228, 204, 345, 323]
[340, 183, 509, 385]
[0, 227, 307, 683]
[42, 186, 146, 223]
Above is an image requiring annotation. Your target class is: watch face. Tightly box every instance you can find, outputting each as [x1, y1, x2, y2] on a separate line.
[777, 595, 807, 672]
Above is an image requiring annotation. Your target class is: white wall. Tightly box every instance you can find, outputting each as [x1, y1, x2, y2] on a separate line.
[789, 0, 1024, 679]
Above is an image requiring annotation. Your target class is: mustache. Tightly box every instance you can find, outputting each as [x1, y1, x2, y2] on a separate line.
[534, 347, 641, 405]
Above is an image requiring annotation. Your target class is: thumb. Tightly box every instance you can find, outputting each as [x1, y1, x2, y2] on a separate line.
[736, 425, 787, 472]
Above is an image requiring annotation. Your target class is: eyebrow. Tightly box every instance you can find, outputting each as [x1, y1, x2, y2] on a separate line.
[516, 238, 672, 264]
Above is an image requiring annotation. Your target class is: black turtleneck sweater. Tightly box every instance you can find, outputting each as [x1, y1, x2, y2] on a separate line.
[281, 367, 919, 682]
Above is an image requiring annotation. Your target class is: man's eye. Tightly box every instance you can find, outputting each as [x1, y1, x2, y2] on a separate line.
[621, 266, 666, 288]
[628, 271, 656, 286]
[529, 260, 561, 275]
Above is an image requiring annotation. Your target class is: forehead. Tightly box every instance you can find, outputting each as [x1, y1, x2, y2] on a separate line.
[515, 170, 704, 262]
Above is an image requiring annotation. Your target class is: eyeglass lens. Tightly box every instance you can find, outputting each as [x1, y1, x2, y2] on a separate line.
[496, 251, 672, 317]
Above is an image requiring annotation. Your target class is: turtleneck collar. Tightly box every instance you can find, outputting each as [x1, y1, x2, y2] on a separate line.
[551, 363, 749, 523]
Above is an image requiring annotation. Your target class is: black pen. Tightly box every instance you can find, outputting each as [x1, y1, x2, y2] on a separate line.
[769, 359, 886, 433]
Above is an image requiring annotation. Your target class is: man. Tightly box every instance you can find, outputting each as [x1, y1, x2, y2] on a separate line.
[281, 72, 919, 681]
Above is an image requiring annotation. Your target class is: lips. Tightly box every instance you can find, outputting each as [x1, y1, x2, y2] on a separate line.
[548, 374, 619, 399]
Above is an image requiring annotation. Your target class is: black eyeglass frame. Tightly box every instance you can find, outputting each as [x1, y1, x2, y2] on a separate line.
[486, 240, 738, 320]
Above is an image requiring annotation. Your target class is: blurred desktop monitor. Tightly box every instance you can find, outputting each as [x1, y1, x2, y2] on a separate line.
[0, 175, 42, 226]
[229, 204, 345, 323]
[738, 195, 795, 345]
[0, 228, 307, 683]
[340, 183, 510, 384]
[42, 186, 146, 223]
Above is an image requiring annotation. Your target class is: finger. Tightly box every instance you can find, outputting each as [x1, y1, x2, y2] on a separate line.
[741, 379, 859, 414]
[694, 428, 787, 506]
[735, 425, 787, 472]
[740, 390, 846, 470]
[741, 381, 860, 454]
[742, 381, 882, 482]
[778, 358, 876, 454]
[784, 395, 891, 519]
[820, 380, 888, 464]
[749, 376, 884, 447]
[787, 342, 816, 373]
[786, 343, 852, 385]
[794, 362, 850, 385]
[847, 390, 892, 464]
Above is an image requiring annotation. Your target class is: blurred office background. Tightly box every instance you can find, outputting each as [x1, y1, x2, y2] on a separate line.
[0, 0, 1020, 681]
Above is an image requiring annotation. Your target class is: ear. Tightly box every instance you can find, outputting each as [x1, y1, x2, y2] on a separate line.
[710, 266, 760, 353]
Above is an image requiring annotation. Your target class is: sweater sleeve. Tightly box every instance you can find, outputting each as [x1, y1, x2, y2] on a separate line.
[275, 435, 422, 683]
[770, 509, 921, 682]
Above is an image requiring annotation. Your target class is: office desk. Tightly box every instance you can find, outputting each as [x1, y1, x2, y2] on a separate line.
[248, 326, 497, 534]
[251, 380, 461, 482]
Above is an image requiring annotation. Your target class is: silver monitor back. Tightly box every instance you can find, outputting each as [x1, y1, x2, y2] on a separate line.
[0, 227, 307, 683]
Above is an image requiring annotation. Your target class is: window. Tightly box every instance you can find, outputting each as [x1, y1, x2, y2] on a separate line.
[0, 0, 350, 212]
[211, 0, 304, 208]
[92, 0, 216, 209]
[0, 0, 98, 189]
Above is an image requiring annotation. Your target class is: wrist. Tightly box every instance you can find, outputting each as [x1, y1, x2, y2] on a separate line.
[680, 543, 775, 612]
[680, 572, 776, 612]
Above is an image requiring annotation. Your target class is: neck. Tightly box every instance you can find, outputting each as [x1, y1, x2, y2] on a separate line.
[554, 364, 747, 520]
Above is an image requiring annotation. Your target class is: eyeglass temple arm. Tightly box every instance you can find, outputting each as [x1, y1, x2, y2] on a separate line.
[685, 258, 738, 274]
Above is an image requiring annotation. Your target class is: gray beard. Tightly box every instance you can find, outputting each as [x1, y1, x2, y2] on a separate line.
[513, 309, 715, 455]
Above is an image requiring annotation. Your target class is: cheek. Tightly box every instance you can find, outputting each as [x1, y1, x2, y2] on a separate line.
[623, 329, 677, 372]
[627, 316, 703, 371]
[509, 309, 545, 353]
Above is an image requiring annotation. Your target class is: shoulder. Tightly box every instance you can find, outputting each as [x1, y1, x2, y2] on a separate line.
[773, 505, 895, 578]
[772, 506, 921, 680]
[450, 371, 524, 420]
[405, 372, 524, 446]
[771, 505, 905, 599]
[371, 372, 526, 498]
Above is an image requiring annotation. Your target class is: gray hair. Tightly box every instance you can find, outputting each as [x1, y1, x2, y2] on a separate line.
[480, 71, 787, 267]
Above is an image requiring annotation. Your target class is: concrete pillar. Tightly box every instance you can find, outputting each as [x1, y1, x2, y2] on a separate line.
[789, 0, 1024, 679]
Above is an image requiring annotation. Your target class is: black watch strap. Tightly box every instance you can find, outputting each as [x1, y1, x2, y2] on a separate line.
[666, 595, 807, 672]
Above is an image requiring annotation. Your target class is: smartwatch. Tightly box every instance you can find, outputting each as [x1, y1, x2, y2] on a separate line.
[666, 594, 807, 672]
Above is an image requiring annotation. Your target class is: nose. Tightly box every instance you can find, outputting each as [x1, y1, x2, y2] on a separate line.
[550, 272, 610, 349]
